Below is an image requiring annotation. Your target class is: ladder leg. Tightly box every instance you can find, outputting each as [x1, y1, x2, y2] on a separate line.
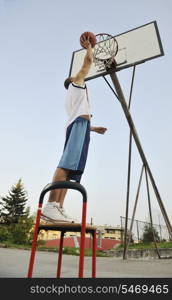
[27, 203, 42, 277]
[78, 201, 87, 278]
[92, 230, 97, 278]
[56, 231, 64, 278]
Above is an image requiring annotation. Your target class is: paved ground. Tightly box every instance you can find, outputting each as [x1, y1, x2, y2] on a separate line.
[0, 247, 172, 278]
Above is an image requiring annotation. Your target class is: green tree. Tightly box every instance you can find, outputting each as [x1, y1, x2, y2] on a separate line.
[0, 179, 29, 225]
[142, 224, 160, 243]
[0, 179, 34, 244]
[9, 214, 34, 244]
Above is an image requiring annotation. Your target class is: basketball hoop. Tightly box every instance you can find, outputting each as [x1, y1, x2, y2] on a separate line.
[93, 33, 118, 71]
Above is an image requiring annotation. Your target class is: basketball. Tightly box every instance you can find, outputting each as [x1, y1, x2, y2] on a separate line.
[80, 31, 97, 48]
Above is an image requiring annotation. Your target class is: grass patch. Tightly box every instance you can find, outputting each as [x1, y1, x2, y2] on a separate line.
[36, 246, 109, 256]
[0, 242, 109, 256]
[0, 241, 31, 250]
[63, 246, 109, 257]
[117, 241, 172, 250]
[1, 241, 172, 255]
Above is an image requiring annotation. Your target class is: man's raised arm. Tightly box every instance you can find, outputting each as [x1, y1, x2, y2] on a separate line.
[74, 38, 93, 85]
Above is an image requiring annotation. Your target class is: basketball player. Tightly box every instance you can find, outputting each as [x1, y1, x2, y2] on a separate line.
[42, 36, 107, 223]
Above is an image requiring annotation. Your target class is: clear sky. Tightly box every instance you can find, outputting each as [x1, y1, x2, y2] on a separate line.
[0, 0, 172, 227]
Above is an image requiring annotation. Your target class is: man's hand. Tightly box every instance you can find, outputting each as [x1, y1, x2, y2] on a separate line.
[90, 126, 107, 134]
[80, 35, 92, 49]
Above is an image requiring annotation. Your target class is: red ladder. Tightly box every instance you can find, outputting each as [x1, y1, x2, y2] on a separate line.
[27, 181, 97, 278]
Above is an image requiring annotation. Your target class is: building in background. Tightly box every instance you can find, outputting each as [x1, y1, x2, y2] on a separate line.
[37, 224, 124, 250]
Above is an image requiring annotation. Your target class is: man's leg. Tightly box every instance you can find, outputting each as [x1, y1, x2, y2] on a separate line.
[42, 168, 76, 222]
[48, 168, 69, 207]
[58, 189, 68, 207]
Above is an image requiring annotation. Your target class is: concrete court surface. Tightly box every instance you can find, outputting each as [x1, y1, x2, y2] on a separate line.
[0, 247, 172, 278]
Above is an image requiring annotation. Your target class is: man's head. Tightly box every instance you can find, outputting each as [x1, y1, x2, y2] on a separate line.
[64, 77, 74, 89]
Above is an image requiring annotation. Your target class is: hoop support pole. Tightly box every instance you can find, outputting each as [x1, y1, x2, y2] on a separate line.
[109, 71, 172, 239]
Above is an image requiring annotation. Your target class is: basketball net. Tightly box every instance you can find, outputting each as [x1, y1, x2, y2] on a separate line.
[93, 33, 118, 70]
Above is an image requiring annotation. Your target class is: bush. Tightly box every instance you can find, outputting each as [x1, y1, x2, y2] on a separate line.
[63, 247, 80, 255]
[0, 225, 12, 242]
[142, 225, 160, 243]
[37, 239, 46, 246]
[8, 216, 34, 245]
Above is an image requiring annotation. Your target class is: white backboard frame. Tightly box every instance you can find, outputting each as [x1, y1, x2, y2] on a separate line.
[69, 21, 164, 81]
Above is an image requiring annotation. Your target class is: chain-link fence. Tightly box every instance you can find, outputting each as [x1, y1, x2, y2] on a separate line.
[120, 216, 171, 243]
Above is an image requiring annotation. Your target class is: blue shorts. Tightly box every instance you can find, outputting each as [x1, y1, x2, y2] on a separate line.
[58, 117, 90, 182]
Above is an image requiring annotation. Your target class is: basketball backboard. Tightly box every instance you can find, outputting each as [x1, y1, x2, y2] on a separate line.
[69, 21, 164, 81]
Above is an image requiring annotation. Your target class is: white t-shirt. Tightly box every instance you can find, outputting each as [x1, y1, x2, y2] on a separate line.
[65, 82, 91, 128]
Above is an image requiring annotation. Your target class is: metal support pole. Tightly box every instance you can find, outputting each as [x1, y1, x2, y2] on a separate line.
[124, 165, 144, 258]
[158, 215, 163, 242]
[123, 129, 132, 259]
[109, 71, 172, 239]
[120, 216, 124, 244]
[123, 66, 136, 259]
[136, 220, 140, 242]
[144, 167, 161, 258]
